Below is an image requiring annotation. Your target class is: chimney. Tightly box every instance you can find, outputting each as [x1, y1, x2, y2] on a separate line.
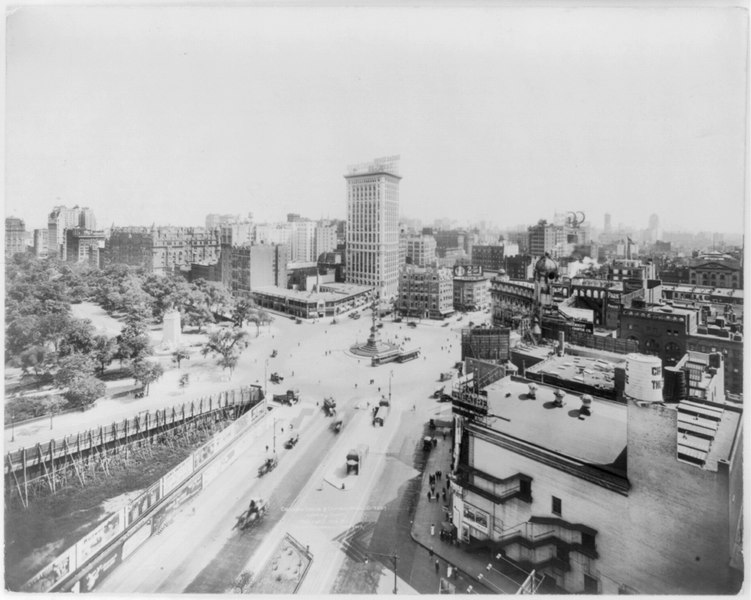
[557, 331, 565, 357]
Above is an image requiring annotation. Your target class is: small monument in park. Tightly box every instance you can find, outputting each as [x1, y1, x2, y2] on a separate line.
[162, 308, 182, 350]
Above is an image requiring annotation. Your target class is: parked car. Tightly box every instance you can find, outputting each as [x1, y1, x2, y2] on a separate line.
[284, 434, 300, 449]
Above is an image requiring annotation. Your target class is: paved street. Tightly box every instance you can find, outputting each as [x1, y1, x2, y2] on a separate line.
[85, 308, 495, 593]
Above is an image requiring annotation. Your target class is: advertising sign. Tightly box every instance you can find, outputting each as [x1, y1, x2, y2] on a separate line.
[161, 456, 194, 495]
[75, 509, 125, 568]
[151, 472, 203, 536]
[121, 519, 153, 561]
[75, 545, 123, 593]
[22, 545, 77, 593]
[453, 265, 484, 278]
[126, 480, 162, 527]
[192, 436, 220, 471]
[201, 445, 238, 486]
[452, 391, 488, 415]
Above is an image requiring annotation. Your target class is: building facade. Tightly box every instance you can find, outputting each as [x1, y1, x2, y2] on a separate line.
[65, 228, 105, 265]
[471, 245, 505, 272]
[449, 364, 742, 594]
[5, 217, 26, 258]
[230, 243, 288, 299]
[314, 222, 338, 259]
[106, 226, 221, 275]
[345, 156, 401, 298]
[528, 220, 566, 258]
[453, 272, 490, 311]
[397, 265, 454, 319]
[405, 234, 437, 267]
[689, 252, 742, 289]
[33, 228, 48, 257]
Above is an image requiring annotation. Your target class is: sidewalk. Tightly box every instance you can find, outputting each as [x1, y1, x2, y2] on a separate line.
[409, 424, 525, 595]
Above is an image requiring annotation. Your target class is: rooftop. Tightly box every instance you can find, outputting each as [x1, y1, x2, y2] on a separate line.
[526, 354, 623, 392]
[253, 284, 368, 303]
[481, 376, 627, 467]
[677, 400, 741, 470]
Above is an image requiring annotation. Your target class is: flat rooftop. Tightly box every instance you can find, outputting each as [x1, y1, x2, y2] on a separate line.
[526, 354, 623, 391]
[482, 377, 627, 466]
[318, 282, 373, 296]
[253, 286, 347, 303]
[677, 400, 741, 470]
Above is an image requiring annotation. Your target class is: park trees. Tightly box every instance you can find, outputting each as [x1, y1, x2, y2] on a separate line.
[92, 335, 118, 375]
[115, 313, 153, 364]
[54, 354, 105, 409]
[130, 359, 164, 396]
[201, 326, 249, 377]
[171, 346, 191, 369]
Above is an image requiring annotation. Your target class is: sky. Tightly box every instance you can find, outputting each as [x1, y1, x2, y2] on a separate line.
[5, 3, 749, 234]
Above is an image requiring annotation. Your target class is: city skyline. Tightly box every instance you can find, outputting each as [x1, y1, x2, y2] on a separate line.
[6, 4, 748, 234]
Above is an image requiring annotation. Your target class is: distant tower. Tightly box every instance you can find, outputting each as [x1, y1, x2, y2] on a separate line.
[648, 213, 660, 242]
[344, 156, 401, 298]
[604, 213, 612, 234]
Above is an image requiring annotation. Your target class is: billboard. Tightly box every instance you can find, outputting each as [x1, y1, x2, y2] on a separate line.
[72, 545, 123, 593]
[126, 480, 162, 527]
[22, 545, 78, 593]
[453, 265, 483, 278]
[461, 328, 510, 361]
[161, 456, 194, 495]
[75, 509, 125, 568]
[121, 519, 154, 561]
[151, 472, 203, 536]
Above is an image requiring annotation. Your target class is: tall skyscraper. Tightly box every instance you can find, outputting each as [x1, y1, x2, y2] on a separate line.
[345, 156, 401, 297]
[604, 213, 612, 234]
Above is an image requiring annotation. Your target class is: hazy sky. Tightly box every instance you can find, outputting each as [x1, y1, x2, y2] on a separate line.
[5, 3, 748, 233]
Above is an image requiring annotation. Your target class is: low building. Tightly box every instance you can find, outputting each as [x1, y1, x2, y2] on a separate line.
[689, 252, 742, 289]
[252, 282, 372, 318]
[618, 300, 743, 393]
[397, 265, 454, 319]
[504, 255, 534, 280]
[448, 353, 742, 594]
[65, 228, 105, 265]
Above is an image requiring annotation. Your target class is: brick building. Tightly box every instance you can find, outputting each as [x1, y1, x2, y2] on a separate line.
[689, 252, 742, 289]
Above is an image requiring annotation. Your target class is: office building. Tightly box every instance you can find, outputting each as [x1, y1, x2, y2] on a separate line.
[528, 220, 566, 258]
[689, 252, 742, 289]
[453, 266, 490, 311]
[314, 221, 338, 259]
[397, 265, 454, 319]
[5, 217, 26, 258]
[230, 243, 288, 299]
[345, 156, 401, 298]
[405, 234, 437, 267]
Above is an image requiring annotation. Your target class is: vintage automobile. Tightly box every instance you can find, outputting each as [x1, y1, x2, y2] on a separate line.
[273, 389, 300, 405]
[284, 433, 300, 449]
[332, 419, 343, 433]
[270, 372, 284, 384]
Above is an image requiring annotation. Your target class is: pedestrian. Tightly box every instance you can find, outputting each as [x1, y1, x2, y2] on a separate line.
[435, 559, 440, 573]
[427, 491, 431, 502]
[266, 445, 269, 452]
[442, 490, 447, 502]
[443, 430, 446, 440]
[429, 547, 433, 557]
[447, 565, 453, 579]
[431, 523, 435, 536]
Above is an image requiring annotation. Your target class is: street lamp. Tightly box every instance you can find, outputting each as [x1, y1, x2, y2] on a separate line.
[477, 572, 504, 593]
[389, 370, 393, 405]
[364, 551, 399, 594]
